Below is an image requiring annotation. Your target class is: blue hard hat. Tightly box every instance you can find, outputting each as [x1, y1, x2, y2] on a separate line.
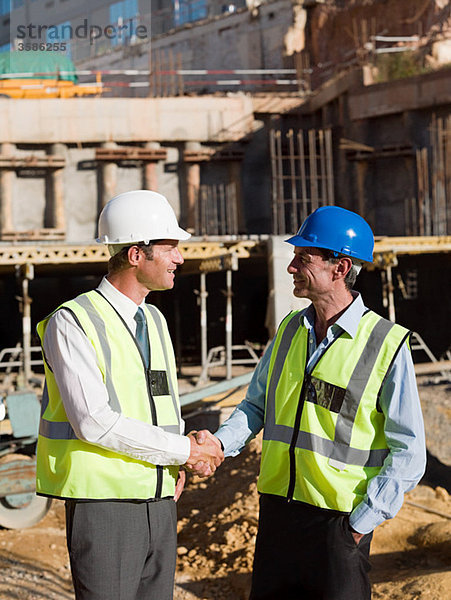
[285, 206, 374, 263]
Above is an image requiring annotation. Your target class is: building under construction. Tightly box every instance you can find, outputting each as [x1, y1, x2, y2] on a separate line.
[0, 0, 450, 386]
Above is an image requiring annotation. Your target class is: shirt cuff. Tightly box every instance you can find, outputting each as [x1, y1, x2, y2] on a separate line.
[174, 434, 191, 464]
[349, 501, 384, 534]
[214, 430, 240, 457]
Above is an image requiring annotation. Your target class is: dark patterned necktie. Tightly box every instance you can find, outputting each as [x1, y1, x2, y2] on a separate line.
[134, 307, 150, 368]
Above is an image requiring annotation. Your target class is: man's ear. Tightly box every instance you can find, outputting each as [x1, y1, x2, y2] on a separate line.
[334, 257, 352, 280]
[127, 245, 141, 267]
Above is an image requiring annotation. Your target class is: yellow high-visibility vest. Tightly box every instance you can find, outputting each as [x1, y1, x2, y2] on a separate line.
[258, 309, 410, 513]
[36, 290, 181, 500]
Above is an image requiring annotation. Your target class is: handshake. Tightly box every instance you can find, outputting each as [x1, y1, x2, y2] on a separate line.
[184, 430, 224, 478]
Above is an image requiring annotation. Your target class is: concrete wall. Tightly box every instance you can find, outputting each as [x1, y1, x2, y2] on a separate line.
[348, 70, 451, 121]
[277, 66, 451, 238]
[76, 0, 299, 97]
[4, 142, 223, 241]
[0, 96, 255, 144]
[64, 146, 102, 242]
[0, 95, 259, 240]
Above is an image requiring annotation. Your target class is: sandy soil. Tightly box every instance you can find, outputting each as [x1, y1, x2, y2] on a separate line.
[0, 378, 449, 600]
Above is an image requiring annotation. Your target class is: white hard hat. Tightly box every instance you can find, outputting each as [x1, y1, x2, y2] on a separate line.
[96, 190, 191, 246]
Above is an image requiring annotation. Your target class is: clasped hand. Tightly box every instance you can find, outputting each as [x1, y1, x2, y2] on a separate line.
[184, 430, 224, 478]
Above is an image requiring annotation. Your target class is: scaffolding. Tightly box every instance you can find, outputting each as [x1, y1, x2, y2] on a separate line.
[270, 128, 334, 235]
[414, 114, 451, 236]
[195, 183, 238, 236]
[0, 238, 265, 386]
[1, 235, 450, 385]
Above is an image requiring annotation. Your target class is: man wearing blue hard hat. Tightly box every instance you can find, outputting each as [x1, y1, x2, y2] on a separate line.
[195, 206, 426, 599]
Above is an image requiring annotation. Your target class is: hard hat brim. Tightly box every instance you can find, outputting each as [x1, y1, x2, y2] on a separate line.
[285, 234, 373, 263]
[96, 225, 191, 245]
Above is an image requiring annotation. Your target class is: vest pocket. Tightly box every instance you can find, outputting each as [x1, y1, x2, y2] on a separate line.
[304, 375, 346, 413]
[148, 370, 170, 396]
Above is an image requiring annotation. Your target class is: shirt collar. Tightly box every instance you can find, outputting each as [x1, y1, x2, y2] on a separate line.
[303, 292, 367, 339]
[97, 276, 144, 323]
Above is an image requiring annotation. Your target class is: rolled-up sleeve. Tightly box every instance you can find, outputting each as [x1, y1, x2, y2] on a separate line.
[215, 340, 274, 456]
[349, 341, 427, 533]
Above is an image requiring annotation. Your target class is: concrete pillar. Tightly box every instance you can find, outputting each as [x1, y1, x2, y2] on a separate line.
[185, 142, 201, 232]
[225, 268, 233, 380]
[20, 263, 34, 384]
[200, 272, 208, 369]
[100, 141, 118, 208]
[381, 266, 396, 323]
[47, 143, 66, 230]
[266, 236, 310, 339]
[0, 143, 15, 234]
[143, 141, 160, 191]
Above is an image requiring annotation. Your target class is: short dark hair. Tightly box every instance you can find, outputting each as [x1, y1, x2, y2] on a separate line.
[108, 242, 156, 273]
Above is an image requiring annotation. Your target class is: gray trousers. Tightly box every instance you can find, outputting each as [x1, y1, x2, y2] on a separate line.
[65, 499, 177, 600]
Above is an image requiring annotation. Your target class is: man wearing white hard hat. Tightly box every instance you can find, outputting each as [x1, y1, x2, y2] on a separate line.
[36, 190, 223, 600]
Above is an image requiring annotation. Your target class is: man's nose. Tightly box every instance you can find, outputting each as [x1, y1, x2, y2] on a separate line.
[174, 248, 184, 264]
[287, 259, 297, 274]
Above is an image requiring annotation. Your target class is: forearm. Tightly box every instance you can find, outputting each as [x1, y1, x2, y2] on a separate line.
[44, 311, 190, 466]
[350, 344, 426, 534]
[215, 342, 271, 456]
[215, 400, 264, 456]
[97, 415, 190, 465]
[54, 366, 191, 465]
[349, 464, 425, 534]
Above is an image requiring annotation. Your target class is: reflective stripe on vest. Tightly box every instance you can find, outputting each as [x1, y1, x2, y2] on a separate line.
[263, 313, 393, 469]
[36, 290, 181, 500]
[39, 294, 180, 441]
[263, 312, 394, 469]
[259, 309, 410, 511]
[146, 303, 180, 433]
[39, 384, 78, 440]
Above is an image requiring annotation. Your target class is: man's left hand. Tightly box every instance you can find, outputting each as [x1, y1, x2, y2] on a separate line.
[349, 524, 364, 545]
[174, 469, 186, 502]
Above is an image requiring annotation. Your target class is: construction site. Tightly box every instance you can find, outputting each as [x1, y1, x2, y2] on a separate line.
[0, 0, 450, 598]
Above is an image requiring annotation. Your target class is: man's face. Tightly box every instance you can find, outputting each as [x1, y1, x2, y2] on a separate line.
[287, 247, 335, 301]
[136, 239, 184, 291]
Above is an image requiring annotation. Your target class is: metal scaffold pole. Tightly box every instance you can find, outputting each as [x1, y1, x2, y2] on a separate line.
[225, 268, 233, 380]
[381, 265, 396, 323]
[200, 272, 208, 370]
[18, 263, 34, 385]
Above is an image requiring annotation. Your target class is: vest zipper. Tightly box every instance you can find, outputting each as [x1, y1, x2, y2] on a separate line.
[130, 306, 163, 499]
[145, 367, 163, 498]
[91, 291, 164, 498]
[285, 327, 345, 501]
[286, 374, 308, 502]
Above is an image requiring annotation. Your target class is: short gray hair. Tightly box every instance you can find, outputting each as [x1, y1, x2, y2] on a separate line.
[320, 250, 364, 290]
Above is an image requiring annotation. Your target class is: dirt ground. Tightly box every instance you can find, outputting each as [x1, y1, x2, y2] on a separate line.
[0, 377, 449, 600]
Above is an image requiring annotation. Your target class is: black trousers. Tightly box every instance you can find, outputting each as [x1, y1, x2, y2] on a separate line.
[249, 494, 373, 600]
[65, 498, 177, 600]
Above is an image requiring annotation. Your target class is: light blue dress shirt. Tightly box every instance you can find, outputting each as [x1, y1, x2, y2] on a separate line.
[215, 293, 426, 534]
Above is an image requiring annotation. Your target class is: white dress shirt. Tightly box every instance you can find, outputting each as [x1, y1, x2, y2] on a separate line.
[43, 276, 191, 466]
